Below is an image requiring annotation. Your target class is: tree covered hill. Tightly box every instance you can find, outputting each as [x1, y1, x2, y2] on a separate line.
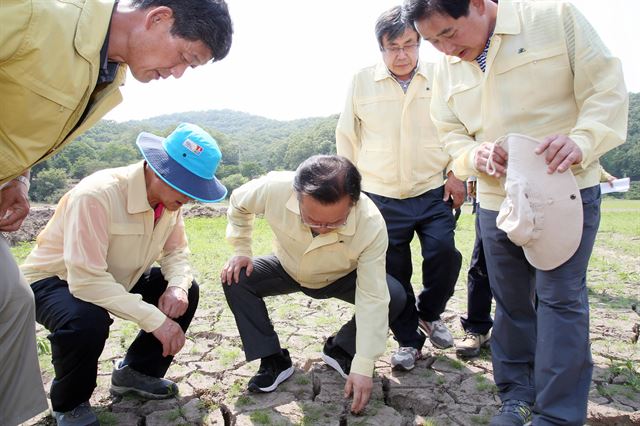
[29, 94, 639, 203]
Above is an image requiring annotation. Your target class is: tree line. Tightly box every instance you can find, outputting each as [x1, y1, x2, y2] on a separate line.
[30, 94, 640, 203]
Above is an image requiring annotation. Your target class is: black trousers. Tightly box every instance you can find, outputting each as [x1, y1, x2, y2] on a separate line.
[368, 186, 462, 349]
[460, 207, 493, 335]
[32, 267, 199, 412]
[222, 255, 406, 361]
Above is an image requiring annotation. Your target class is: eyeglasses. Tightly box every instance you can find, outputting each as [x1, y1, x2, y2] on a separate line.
[381, 43, 420, 55]
[299, 202, 351, 230]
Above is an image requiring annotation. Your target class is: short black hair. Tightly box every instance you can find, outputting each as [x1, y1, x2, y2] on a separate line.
[131, 0, 233, 62]
[402, 0, 471, 25]
[293, 155, 361, 205]
[375, 5, 418, 49]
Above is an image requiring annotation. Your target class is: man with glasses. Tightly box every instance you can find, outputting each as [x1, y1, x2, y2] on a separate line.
[336, 5, 464, 371]
[221, 155, 406, 414]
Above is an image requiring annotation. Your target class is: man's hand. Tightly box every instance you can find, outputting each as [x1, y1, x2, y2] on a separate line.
[606, 174, 618, 187]
[220, 255, 253, 285]
[535, 134, 583, 174]
[474, 142, 508, 178]
[0, 180, 30, 232]
[344, 372, 373, 414]
[444, 171, 465, 209]
[152, 317, 185, 357]
[158, 286, 189, 319]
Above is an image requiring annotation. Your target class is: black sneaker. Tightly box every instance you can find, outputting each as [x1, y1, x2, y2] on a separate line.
[321, 337, 352, 379]
[111, 363, 178, 399]
[248, 348, 294, 393]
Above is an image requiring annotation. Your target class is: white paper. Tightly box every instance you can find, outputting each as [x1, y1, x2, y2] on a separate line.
[600, 177, 630, 194]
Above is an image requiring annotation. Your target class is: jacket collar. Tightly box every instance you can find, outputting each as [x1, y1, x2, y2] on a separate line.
[374, 60, 429, 83]
[74, 0, 118, 65]
[446, 0, 520, 64]
[127, 162, 153, 215]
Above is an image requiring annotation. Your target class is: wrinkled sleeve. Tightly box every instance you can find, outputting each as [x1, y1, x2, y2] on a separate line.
[430, 61, 481, 180]
[158, 212, 193, 293]
[63, 193, 166, 332]
[563, 3, 628, 167]
[335, 75, 362, 164]
[351, 216, 390, 377]
[226, 176, 270, 257]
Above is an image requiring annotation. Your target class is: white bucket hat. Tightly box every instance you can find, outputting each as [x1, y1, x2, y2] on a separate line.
[488, 133, 583, 271]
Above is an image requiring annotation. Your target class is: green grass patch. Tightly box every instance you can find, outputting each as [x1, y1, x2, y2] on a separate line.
[249, 409, 272, 424]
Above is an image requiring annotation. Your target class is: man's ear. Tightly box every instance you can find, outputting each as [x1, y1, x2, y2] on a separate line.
[143, 6, 174, 30]
[470, 0, 487, 16]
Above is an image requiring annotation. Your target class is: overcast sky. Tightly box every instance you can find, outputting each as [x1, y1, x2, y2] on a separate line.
[105, 0, 640, 122]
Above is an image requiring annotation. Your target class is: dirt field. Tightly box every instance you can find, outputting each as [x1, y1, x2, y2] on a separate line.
[12, 201, 640, 425]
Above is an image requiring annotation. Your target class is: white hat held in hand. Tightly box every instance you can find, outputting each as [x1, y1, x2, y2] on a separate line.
[487, 133, 583, 271]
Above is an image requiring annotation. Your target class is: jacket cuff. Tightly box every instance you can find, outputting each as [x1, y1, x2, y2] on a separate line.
[569, 134, 591, 170]
[350, 355, 375, 377]
[139, 308, 167, 333]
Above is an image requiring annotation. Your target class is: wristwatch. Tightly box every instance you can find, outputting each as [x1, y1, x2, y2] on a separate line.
[14, 175, 31, 192]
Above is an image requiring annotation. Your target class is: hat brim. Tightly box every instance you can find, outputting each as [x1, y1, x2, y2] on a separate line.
[502, 134, 582, 271]
[136, 132, 227, 203]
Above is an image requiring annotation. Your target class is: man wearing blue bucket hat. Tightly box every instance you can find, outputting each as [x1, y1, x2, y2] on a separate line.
[21, 123, 225, 426]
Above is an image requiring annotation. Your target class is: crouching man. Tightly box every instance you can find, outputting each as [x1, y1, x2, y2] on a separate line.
[221, 155, 406, 414]
[21, 123, 227, 426]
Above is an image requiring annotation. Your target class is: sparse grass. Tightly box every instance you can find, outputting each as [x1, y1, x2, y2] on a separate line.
[96, 411, 118, 426]
[9, 200, 640, 423]
[470, 413, 491, 425]
[447, 357, 464, 370]
[608, 359, 640, 392]
[213, 345, 241, 367]
[10, 241, 34, 262]
[299, 403, 323, 425]
[227, 379, 245, 399]
[249, 409, 272, 424]
[236, 395, 253, 407]
[166, 407, 186, 422]
[295, 375, 310, 385]
[475, 374, 498, 394]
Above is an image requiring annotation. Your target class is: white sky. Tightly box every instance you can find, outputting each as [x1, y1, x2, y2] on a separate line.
[105, 0, 640, 122]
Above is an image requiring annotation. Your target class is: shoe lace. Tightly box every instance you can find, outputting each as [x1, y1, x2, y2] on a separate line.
[462, 332, 479, 342]
[499, 400, 532, 419]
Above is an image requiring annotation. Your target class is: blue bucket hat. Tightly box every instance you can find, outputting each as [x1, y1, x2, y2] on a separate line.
[136, 123, 227, 202]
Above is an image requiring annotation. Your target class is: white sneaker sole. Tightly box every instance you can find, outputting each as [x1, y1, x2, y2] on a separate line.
[321, 353, 348, 379]
[249, 366, 294, 393]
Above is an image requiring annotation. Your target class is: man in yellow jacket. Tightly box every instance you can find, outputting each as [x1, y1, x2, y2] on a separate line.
[336, 6, 464, 370]
[22, 123, 227, 425]
[221, 155, 406, 414]
[0, 1, 232, 424]
[404, 0, 627, 424]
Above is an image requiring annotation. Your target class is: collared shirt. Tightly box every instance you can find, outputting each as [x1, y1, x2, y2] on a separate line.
[475, 35, 492, 72]
[431, 0, 628, 210]
[336, 60, 451, 199]
[96, 0, 120, 85]
[226, 171, 390, 377]
[21, 162, 193, 332]
[0, 0, 126, 186]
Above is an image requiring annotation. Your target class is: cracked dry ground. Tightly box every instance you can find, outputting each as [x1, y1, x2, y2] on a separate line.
[23, 201, 640, 426]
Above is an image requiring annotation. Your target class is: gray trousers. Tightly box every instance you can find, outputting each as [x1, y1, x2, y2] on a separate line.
[479, 185, 600, 426]
[223, 255, 406, 361]
[0, 235, 47, 426]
